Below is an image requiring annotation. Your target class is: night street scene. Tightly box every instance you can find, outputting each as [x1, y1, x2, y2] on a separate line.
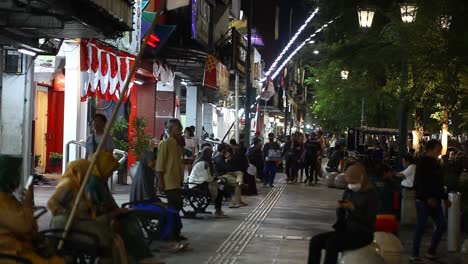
[1, 0, 468, 263]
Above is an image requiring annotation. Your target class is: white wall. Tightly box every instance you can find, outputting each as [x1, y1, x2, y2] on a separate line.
[0, 53, 34, 199]
[61, 41, 88, 171]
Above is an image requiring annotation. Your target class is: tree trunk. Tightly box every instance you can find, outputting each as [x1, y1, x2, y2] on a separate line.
[412, 109, 424, 153]
[441, 109, 449, 156]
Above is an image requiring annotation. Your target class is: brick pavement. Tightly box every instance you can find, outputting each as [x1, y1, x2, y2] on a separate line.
[33, 174, 465, 264]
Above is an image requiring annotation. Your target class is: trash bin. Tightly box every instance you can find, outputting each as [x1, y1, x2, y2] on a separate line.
[448, 192, 461, 252]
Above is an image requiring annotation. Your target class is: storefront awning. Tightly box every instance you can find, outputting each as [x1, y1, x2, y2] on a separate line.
[80, 40, 136, 102]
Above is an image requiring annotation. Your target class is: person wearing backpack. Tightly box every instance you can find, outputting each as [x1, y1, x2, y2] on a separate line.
[263, 133, 281, 187]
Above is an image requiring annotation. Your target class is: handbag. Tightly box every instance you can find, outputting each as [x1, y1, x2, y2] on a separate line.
[184, 148, 193, 157]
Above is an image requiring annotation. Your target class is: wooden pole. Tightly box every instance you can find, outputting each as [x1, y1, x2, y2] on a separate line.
[58, 1, 166, 250]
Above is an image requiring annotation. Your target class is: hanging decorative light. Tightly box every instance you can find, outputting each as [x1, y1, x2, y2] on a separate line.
[357, 7, 375, 28]
[341, 70, 349, 80]
[439, 15, 452, 29]
[400, 3, 418, 23]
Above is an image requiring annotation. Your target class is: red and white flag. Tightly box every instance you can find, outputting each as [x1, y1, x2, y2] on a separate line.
[174, 96, 181, 120]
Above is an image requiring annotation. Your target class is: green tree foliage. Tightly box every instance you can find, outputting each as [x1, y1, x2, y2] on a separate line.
[129, 116, 153, 158]
[304, 0, 468, 133]
[111, 116, 129, 152]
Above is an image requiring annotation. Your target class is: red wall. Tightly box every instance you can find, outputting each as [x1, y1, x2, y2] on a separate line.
[128, 81, 157, 166]
[45, 90, 64, 172]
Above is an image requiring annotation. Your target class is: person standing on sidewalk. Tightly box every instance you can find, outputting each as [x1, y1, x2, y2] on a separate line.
[85, 113, 114, 159]
[308, 162, 378, 264]
[157, 119, 185, 215]
[263, 133, 281, 187]
[410, 139, 450, 263]
[304, 132, 320, 185]
[282, 135, 293, 181]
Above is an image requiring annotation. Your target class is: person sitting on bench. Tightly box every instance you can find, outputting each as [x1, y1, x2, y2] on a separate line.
[86, 152, 163, 263]
[130, 151, 189, 251]
[213, 144, 247, 208]
[308, 162, 378, 264]
[0, 155, 64, 264]
[189, 146, 228, 218]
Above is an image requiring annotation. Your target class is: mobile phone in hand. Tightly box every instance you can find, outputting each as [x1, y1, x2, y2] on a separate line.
[25, 175, 34, 189]
[338, 200, 346, 204]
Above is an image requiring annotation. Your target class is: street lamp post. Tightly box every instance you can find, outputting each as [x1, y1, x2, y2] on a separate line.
[357, 7, 375, 28]
[398, 2, 417, 169]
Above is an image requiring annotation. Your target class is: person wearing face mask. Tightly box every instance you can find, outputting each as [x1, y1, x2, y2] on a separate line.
[308, 162, 378, 264]
[410, 139, 450, 263]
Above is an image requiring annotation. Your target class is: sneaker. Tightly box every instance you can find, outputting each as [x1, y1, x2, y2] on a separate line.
[229, 204, 242, 208]
[215, 211, 228, 218]
[424, 253, 438, 260]
[409, 256, 425, 263]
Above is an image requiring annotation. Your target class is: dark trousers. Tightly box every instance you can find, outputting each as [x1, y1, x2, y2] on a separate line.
[215, 189, 224, 211]
[305, 157, 318, 183]
[412, 199, 446, 257]
[285, 159, 292, 179]
[263, 161, 277, 185]
[165, 188, 183, 211]
[308, 231, 372, 264]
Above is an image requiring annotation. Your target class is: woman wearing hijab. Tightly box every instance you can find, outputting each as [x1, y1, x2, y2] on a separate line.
[189, 146, 227, 218]
[307, 162, 378, 264]
[0, 155, 64, 264]
[48, 159, 117, 262]
[130, 151, 188, 250]
[86, 152, 163, 264]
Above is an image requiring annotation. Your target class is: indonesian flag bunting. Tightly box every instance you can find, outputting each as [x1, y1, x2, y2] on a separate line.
[174, 96, 181, 120]
[260, 78, 276, 101]
[80, 40, 136, 102]
[252, 102, 260, 133]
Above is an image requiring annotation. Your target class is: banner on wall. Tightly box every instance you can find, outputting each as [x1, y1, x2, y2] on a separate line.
[80, 40, 136, 102]
[203, 54, 230, 96]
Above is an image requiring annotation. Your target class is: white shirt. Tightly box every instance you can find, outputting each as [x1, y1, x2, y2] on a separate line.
[188, 161, 214, 188]
[184, 137, 196, 159]
[400, 164, 416, 188]
[330, 139, 337, 148]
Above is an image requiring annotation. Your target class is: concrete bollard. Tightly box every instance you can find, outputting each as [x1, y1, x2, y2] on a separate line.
[448, 192, 462, 252]
[339, 243, 385, 264]
[373, 232, 403, 264]
[326, 172, 338, 188]
[401, 188, 417, 225]
[320, 243, 382, 264]
[334, 173, 347, 189]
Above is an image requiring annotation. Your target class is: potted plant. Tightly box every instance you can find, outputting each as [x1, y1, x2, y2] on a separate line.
[129, 116, 153, 159]
[49, 152, 63, 168]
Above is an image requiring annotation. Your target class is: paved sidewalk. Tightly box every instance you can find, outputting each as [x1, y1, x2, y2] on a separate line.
[34, 173, 465, 264]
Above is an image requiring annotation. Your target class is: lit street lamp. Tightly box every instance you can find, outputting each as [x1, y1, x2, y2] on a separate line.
[341, 70, 349, 80]
[439, 15, 452, 29]
[400, 3, 418, 23]
[357, 7, 375, 28]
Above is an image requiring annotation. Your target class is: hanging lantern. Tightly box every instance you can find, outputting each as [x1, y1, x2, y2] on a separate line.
[400, 3, 418, 23]
[357, 7, 375, 28]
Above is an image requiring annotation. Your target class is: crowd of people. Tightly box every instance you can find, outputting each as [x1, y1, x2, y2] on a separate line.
[307, 138, 451, 264]
[0, 112, 457, 264]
